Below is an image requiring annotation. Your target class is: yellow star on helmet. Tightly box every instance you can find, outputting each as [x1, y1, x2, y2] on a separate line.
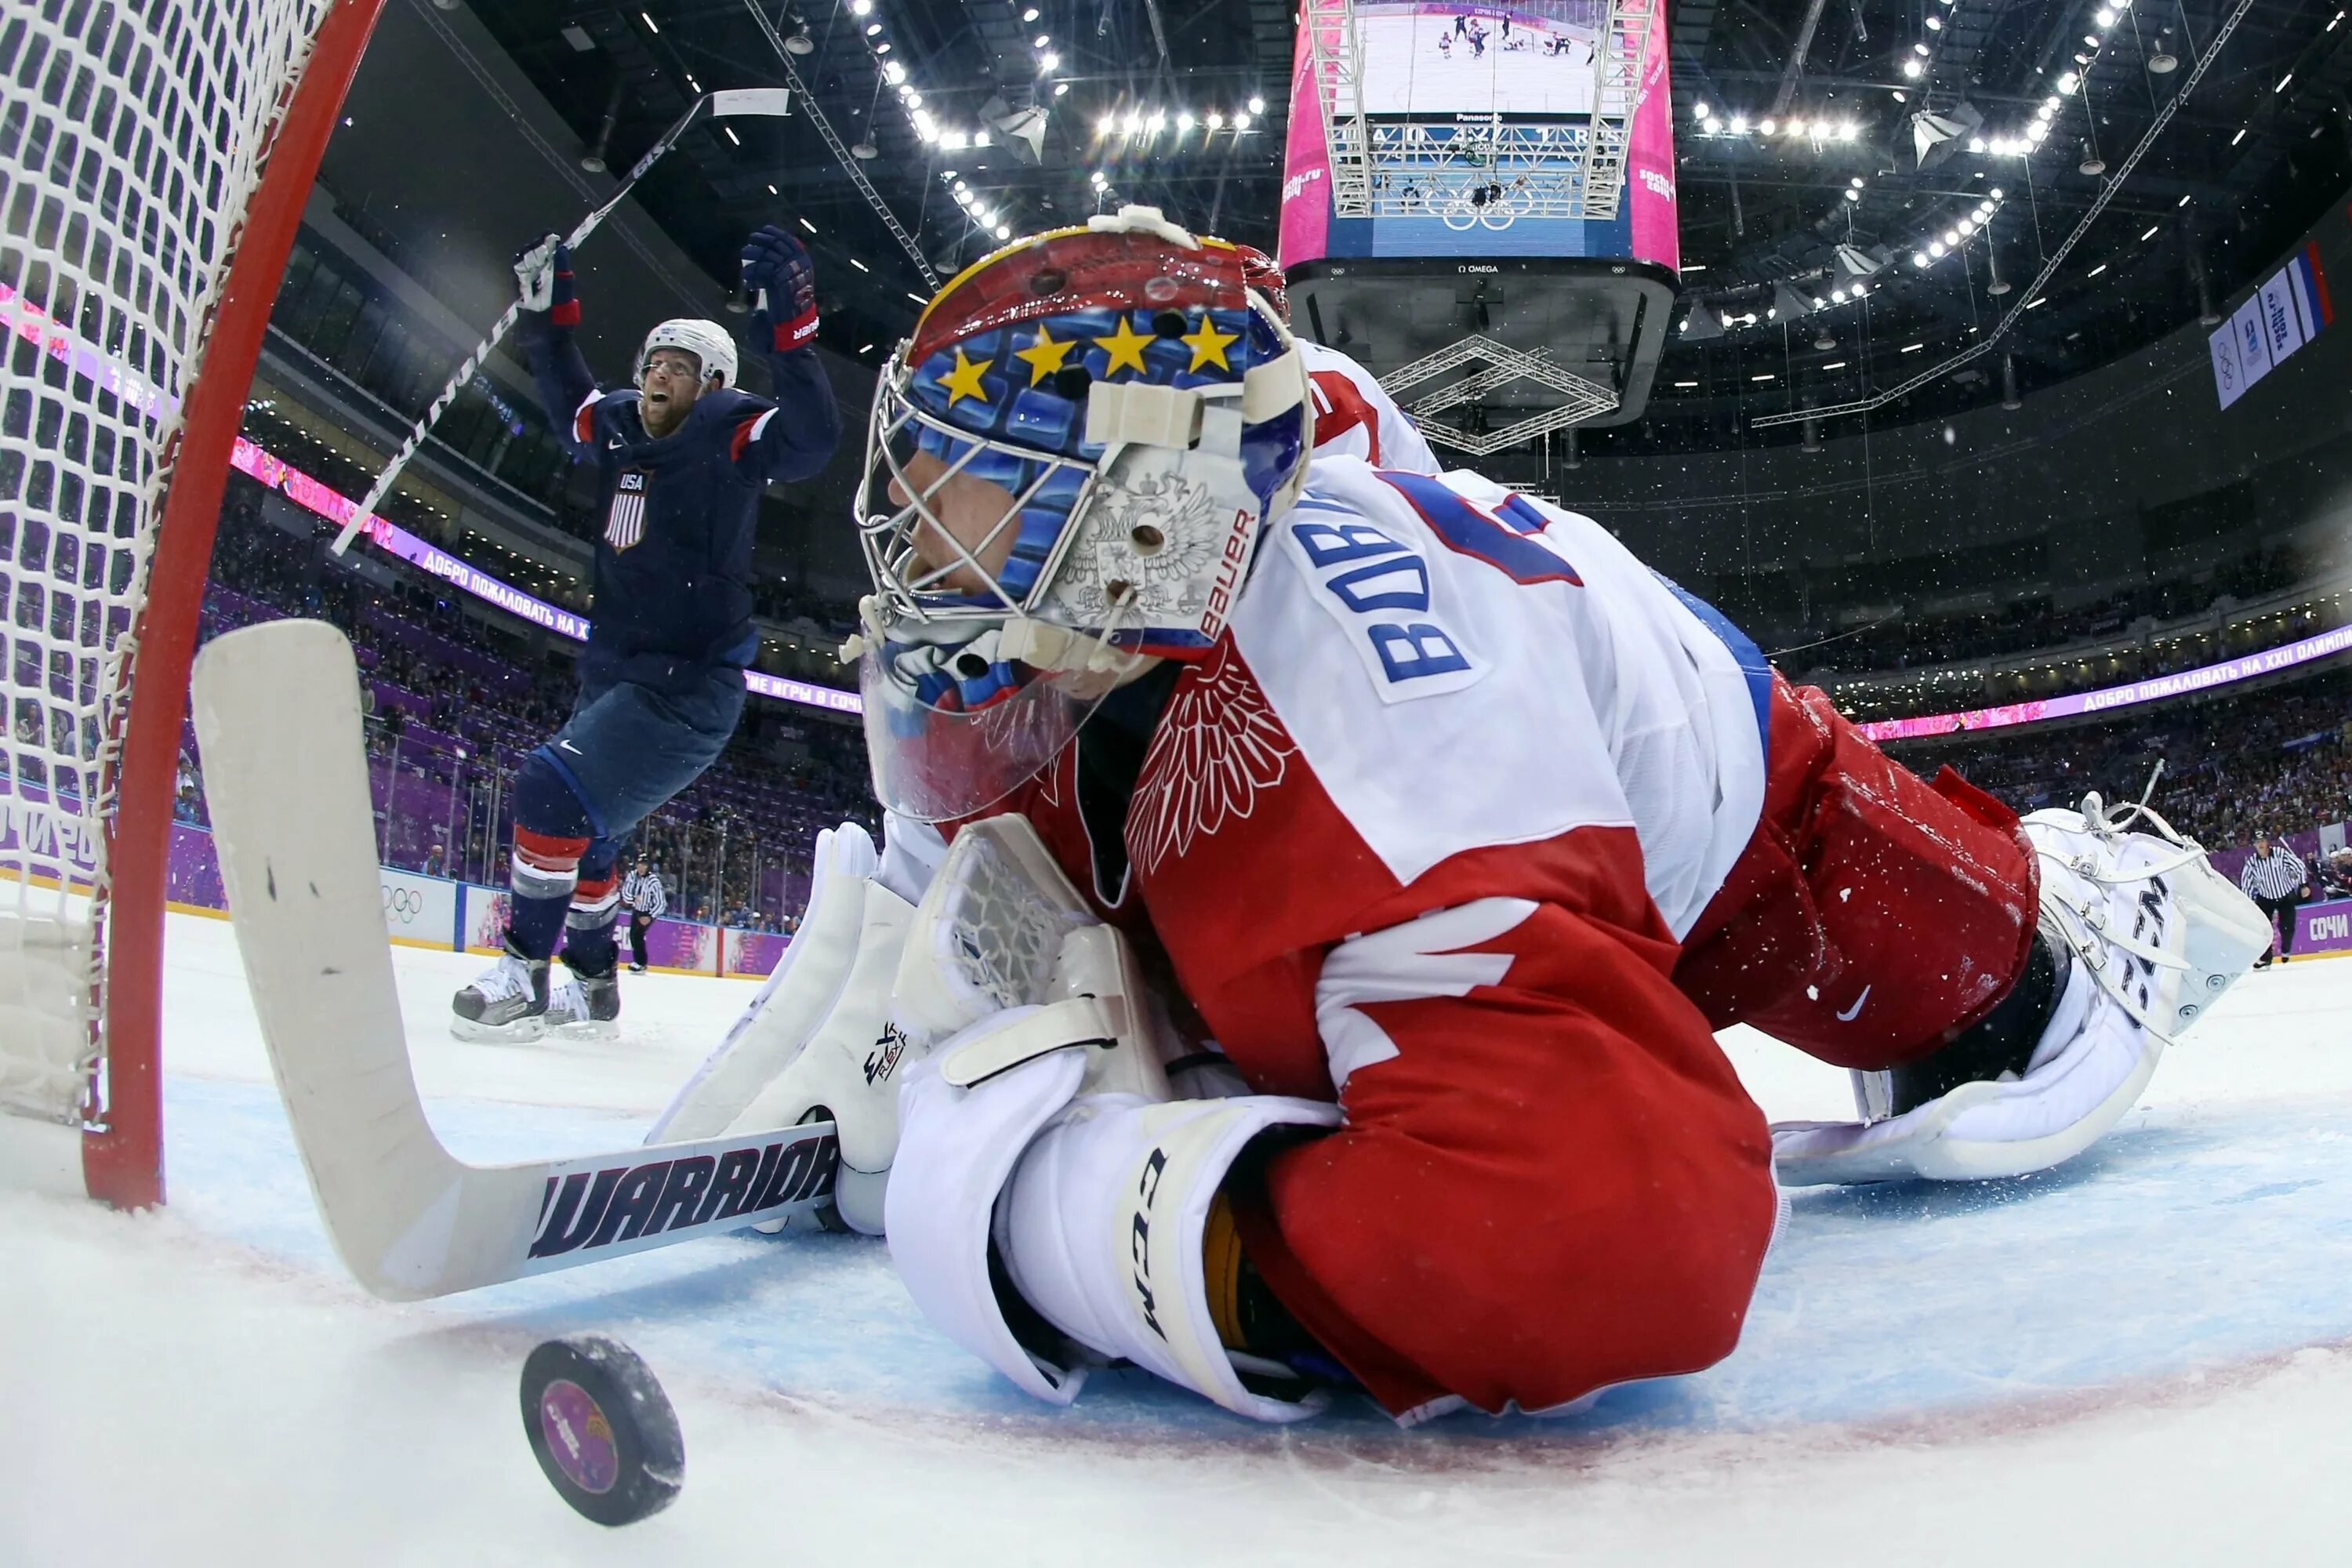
[1012, 322, 1076, 386]
[1180, 314, 1241, 373]
[1091, 314, 1154, 376]
[936, 346, 993, 408]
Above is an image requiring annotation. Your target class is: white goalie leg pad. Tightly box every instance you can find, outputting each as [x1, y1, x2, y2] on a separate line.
[886, 1006, 1339, 1421]
[1773, 796, 2270, 1185]
[648, 822, 916, 1233]
[2023, 802, 2273, 1038]
[1773, 956, 2107, 1184]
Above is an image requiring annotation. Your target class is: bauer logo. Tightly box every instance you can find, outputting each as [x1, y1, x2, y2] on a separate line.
[525, 1130, 838, 1263]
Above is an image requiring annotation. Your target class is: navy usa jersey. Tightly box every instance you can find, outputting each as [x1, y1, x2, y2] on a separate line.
[524, 318, 840, 688]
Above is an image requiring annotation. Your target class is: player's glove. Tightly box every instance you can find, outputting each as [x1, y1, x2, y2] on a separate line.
[513, 234, 579, 326]
[742, 223, 818, 350]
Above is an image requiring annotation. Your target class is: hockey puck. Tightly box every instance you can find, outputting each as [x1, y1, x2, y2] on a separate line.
[520, 1334, 684, 1526]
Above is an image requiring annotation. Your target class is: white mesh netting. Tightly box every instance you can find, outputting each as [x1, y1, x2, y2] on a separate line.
[0, 0, 337, 1123]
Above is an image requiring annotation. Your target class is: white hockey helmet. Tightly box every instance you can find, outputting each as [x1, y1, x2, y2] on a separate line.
[638, 318, 739, 389]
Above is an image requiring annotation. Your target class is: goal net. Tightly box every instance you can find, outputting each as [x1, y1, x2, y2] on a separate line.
[0, 0, 381, 1205]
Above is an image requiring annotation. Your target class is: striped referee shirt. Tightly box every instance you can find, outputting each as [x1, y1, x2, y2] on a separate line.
[2241, 846, 2309, 901]
[621, 869, 667, 918]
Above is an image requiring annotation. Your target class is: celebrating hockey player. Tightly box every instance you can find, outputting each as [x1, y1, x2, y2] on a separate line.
[451, 226, 840, 1041]
[659, 209, 2270, 1425]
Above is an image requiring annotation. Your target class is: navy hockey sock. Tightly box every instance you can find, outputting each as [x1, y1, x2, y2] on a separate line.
[507, 750, 600, 963]
[562, 863, 622, 978]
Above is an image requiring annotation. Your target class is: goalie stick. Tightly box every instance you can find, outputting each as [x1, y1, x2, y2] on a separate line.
[191, 619, 839, 1300]
[328, 87, 792, 557]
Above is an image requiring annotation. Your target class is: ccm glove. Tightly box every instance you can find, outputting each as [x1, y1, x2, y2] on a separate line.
[742, 223, 818, 350]
[513, 234, 579, 325]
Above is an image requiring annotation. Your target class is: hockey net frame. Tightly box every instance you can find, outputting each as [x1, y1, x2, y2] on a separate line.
[0, 0, 384, 1207]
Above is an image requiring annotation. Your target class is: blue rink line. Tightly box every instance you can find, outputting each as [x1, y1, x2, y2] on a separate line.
[163, 1074, 2352, 1444]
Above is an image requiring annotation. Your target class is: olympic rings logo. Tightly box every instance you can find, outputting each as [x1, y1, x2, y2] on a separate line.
[383, 884, 425, 924]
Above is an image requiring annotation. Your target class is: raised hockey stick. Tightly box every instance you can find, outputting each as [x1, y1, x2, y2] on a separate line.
[191, 618, 839, 1300]
[328, 87, 792, 557]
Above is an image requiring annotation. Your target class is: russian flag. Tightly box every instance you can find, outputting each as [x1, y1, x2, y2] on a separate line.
[2294, 241, 2333, 335]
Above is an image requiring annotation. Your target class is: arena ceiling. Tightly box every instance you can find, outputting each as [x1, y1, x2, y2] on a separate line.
[470, 0, 2352, 448]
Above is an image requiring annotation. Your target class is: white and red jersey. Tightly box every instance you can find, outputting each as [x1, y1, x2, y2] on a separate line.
[1147, 456, 1771, 945]
[904, 456, 2037, 1421]
[1298, 341, 1443, 476]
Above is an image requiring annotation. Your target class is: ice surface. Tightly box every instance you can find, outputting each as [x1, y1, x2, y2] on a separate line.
[6, 913, 2351, 1563]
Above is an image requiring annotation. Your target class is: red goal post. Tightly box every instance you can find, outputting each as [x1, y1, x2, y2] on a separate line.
[0, 0, 386, 1208]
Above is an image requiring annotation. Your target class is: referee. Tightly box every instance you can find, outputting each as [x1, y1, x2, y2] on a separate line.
[2239, 833, 2311, 968]
[620, 858, 667, 974]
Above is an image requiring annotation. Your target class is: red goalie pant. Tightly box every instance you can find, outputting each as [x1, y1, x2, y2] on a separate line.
[1672, 675, 2042, 1069]
[1235, 675, 2040, 1419]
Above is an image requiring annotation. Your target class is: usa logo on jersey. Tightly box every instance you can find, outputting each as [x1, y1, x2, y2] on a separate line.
[605, 470, 649, 552]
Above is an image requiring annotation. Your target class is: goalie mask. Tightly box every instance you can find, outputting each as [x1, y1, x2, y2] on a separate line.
[855, 206, 1313, 822]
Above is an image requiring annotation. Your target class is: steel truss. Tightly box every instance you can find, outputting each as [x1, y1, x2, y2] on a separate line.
[1384, 335, 1619, 456]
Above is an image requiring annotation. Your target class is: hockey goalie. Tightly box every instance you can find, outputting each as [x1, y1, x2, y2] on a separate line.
[648, 209, 2273, 1425]
[198, 209, 2270, 1424]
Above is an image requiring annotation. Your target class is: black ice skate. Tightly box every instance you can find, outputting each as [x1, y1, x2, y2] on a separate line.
[452, 943, 552, 1042]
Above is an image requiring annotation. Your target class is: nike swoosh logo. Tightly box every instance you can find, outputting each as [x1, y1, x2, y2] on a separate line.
[1836, 985, 1871, 1022]
[606, 437, 625, 449]
[558, 740, 583, 755]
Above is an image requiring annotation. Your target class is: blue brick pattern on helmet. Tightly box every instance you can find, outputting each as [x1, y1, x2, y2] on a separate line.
[902, 303, 1294, 611]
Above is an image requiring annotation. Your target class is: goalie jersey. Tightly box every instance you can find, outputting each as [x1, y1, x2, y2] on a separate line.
[938, 454, 1779, 1415]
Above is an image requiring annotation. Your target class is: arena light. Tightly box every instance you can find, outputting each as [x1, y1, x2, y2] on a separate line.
[1249, 95, 1265, 113]
[1901, 57, 1923, 78]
